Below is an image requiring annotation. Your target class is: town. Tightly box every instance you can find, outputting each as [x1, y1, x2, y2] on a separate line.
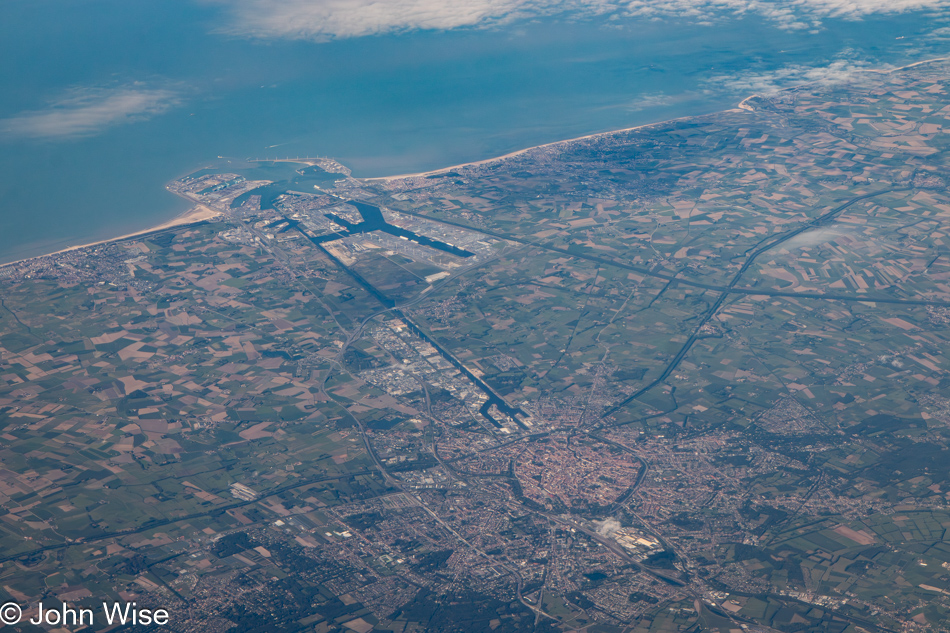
[1, 60, 950, 632]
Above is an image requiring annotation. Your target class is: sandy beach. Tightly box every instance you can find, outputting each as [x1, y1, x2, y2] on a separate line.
[54, 203, 220, 253]
[0, 204, 219, 269]
[367, 56, 950, 183]
[6, 55, 948, 269]
[362, 112, 735, 183]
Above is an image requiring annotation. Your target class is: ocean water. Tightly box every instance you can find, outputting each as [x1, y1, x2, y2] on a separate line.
[0, 0, 946, 262]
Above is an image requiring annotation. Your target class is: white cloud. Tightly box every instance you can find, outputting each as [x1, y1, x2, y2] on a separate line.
[621, 0, 950, 29]
[927, 25, 950, 38]
[0, 85, 181, 141]
[705, 58, 878, 94]
[206, 0, 950, 40]
[779, 225, 852, 249]
[207, 0, 557, 40]
[624, 93, 676, 111]
[595, 517, 621, 537]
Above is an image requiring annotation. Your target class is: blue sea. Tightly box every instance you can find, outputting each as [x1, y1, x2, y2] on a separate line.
[0, 0, 947, 262]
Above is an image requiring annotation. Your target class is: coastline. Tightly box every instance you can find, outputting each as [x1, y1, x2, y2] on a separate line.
[362, 110, 743, 183]
[0, 108, 734, 269]
[3, 54, 948, 270]
[368, 55, 950, 183]
[0, 204, 219, 270]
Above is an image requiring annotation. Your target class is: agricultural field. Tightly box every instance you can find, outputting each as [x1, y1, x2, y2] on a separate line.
[2, 61, 950, 632]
